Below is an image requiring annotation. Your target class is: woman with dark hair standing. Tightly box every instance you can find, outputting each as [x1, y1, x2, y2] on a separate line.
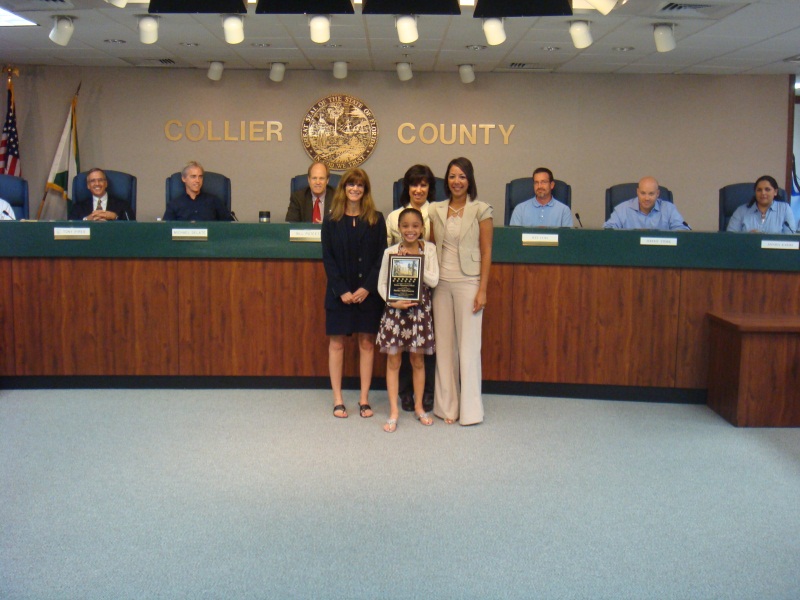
[385, 164, 438, 413]
[727, 175, 796, 234]
[321, 168, 387, 419]
[429, 157, 493, 426]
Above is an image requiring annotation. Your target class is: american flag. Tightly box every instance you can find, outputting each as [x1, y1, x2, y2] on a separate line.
[0, 82, 21, 177]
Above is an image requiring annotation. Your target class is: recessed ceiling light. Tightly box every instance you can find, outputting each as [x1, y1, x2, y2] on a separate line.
[104, 39, 127, 44]
[0, 7, 36, 26]
[180, 42, 199, 47]
[396, 44, 415, 49]
[613, 46, 635, 52]
[542, 46, 560, 52]
[251, 42, 271, 47]
[466, 44, 487, 51]
[324, 43, 342, 48]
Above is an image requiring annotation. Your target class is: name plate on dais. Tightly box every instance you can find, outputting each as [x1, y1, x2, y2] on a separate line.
[761, 240, 799, 250]
[387, 254, 423, 303]
[522, 233, 559, 247]
[290, 229, 321, 242]
[172, 228, 208, 241]
[640, 236, 677, 247]
[54, 227, 90, 240]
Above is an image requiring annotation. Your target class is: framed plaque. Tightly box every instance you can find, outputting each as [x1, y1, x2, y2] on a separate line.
[387, 254, 424, 303]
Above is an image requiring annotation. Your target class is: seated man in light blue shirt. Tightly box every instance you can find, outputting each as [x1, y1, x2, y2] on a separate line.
[604, 176, 690, 231]
[0, 197, 16, 220]
[509, 167, 573, 228]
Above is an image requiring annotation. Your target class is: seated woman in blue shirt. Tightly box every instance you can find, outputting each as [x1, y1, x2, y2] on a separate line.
[727, 175, 796, 234]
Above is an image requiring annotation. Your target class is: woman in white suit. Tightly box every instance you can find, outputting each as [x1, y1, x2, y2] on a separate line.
[429, 157, 493, 425]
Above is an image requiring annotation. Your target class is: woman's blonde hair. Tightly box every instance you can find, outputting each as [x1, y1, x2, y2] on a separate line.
[328, 168, 380, 225]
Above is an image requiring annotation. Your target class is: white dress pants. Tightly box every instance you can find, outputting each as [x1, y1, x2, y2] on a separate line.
[432, 277, 484, 425]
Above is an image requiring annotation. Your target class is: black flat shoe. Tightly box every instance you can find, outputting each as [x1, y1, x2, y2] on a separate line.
[422, 392, 434, 413]
[358, 403, 373, 418]
[400, 394, 414, 412]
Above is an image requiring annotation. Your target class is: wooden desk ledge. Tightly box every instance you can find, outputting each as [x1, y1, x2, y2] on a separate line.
[707, 313, 800, 333]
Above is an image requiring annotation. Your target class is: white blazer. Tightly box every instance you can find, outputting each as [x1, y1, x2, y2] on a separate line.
[429, 199, 493, 277]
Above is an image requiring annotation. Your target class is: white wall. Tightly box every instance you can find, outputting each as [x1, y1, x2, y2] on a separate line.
[8, 66, 792, 230]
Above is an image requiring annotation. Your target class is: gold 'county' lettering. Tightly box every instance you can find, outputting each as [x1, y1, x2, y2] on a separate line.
[396, 123, 515, 145]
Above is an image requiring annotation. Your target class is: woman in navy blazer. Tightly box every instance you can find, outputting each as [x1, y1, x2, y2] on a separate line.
[321, 168, 387, 419]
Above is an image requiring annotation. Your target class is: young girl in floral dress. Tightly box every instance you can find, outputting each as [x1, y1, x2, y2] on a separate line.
[376, 208, 439, 432]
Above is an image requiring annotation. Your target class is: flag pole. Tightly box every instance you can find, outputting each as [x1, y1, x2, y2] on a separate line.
[36, 82, 81, 220]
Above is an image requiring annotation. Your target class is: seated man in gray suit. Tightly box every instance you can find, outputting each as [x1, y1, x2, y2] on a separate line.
[285, 161, 335, 223]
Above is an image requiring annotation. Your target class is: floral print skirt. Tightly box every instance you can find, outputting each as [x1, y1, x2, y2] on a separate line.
[376, 284, 435, 355]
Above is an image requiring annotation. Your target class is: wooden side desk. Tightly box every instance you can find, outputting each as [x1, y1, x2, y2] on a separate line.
[707, 313, 800, 427]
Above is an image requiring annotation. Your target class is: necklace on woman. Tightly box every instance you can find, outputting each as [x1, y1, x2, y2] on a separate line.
[448, 203, 464, 217]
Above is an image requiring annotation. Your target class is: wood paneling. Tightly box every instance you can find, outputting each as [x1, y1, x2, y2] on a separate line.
[482, 263, 514, 381]
[175, 259, 386, 378]
[12, 258, 178, 375]
[510, 265, 680, 386]
[0, 260, 14, 375]
[6, 256, 797, 395]
[707, 314, 800, 426]
[676, 270, 800, 389]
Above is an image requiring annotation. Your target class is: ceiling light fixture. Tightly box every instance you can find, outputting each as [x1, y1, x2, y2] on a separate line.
[270, 62, 286, 82]
[396, 61, 413, 81]
[583, 0, 617, 16]
[138, 15, 159, 44]
[458, 64, 475, 84]
[569, 21, 592, 49]
[653, 23, 676, 53]
[223, 14, 244, 44]
[333, 61, 348, 79]
[49, 16, 74, 46]
[396, 15, 418, 44]
[482, 18, 505, 46]
[104, 0, 127, 7]
[309, 15, 331, 44]
[207, 61, 224, 81]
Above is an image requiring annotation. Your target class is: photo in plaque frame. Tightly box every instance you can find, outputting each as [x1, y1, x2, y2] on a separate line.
[387, 254, 424, 303]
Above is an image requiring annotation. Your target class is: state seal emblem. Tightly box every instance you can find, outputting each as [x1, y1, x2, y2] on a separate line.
[301, 94, 378, 170]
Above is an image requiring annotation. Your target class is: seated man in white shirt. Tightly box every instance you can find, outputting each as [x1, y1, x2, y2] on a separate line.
[509, 167, 573, 228]
[68, 168, 132, 221]
[604, 176, 690, 231]
[0, 197, 16, 220]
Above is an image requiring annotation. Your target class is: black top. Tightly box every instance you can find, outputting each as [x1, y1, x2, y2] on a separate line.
[163, 191, 233, 222]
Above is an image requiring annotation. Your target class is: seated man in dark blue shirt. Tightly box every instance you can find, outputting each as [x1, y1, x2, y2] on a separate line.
[163, 161, 233, 222]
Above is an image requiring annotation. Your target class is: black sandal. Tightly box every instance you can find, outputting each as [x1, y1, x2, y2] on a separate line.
[358, 403, 373, 418]
[333, 404, 348, 418]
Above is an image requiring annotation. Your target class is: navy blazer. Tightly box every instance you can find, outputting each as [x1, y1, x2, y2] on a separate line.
[321, 212, 387, 312]
[68, 195, 133, 221]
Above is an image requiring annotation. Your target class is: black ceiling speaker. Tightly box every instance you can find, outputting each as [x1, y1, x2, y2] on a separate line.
[474, 0, 572, 18]
[149, 0, 247, 13]
[255, 0, 355, 14]
[361, 0, 460, 15]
